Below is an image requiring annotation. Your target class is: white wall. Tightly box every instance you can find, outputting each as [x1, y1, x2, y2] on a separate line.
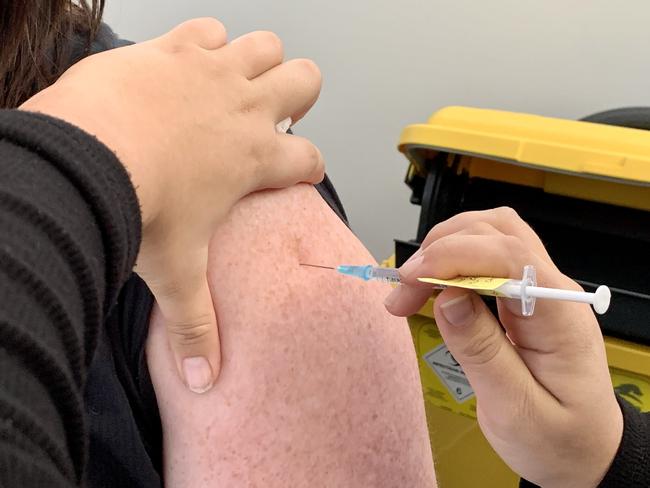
[105, 0, 650, 259]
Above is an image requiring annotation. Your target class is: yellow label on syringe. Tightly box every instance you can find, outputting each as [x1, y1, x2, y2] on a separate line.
[418, 276, 511, 296]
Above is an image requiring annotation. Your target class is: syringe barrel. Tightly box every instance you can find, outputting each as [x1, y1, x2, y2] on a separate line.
[525, 287, 594, 304]
[498, 283, 611, 315]
[369, 267, 401, 283]
[498, 284, 594, 304]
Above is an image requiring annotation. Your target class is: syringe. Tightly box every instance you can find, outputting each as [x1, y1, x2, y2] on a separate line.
[301, 263, 611, 316]
[300, 263, 401, 283]
[337, 264, 402, 283]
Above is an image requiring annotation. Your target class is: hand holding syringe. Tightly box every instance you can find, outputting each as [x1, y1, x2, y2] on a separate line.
[301, 263, 611, 316]
[372, 209, 622, 484]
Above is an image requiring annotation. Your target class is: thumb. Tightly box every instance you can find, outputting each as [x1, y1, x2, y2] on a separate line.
[433, 288, 547, 419]
[152, 261, 221, 394]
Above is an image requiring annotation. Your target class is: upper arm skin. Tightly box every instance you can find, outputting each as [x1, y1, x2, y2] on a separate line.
[147, 184, 435, 487]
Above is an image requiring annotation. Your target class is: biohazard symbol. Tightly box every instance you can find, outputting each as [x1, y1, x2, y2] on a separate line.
[615, 383, 643, 407]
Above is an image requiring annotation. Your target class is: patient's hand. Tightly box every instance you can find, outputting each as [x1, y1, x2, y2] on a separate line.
[147, 184, 435, 487]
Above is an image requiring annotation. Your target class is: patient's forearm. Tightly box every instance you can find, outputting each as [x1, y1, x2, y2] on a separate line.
[147, 184, 435, 487]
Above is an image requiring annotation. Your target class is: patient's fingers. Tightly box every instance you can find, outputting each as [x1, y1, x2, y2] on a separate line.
[255, 58, 322, 124]
[259, 133, 325, 188]
[144, 247, 221, 394]
[220, 30, 284, 79]
[164, 17, 228, 50]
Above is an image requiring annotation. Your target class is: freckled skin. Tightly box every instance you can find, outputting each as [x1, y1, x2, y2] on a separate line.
[147, 184, 436, 487]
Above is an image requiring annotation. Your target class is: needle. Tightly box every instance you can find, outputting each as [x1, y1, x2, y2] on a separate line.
[299, 263, 335, 270]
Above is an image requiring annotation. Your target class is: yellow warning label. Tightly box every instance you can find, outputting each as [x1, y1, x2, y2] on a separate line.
[409, 315, 477, 419]
[611, 367, 650, 413]
[418, 276, 510, 297]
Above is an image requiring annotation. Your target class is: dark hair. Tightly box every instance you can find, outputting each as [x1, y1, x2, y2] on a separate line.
[0, 0, 105, 108]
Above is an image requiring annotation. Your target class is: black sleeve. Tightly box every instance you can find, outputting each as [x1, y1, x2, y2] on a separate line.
[598, 396, 650, 487]
[0, 109, 141, 487]
[520, 396, 650, 488]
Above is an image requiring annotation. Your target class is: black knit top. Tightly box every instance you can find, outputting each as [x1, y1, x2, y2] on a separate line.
[0, 109, 141, 487]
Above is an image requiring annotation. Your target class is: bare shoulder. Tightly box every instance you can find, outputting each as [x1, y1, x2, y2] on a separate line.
[147, 184, 435, 487]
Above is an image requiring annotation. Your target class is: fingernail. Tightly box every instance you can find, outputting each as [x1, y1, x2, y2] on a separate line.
[275, 117, 292, 133]
[182, 356, 214, 394]
[399, 255, 424, 280]
[384, 284, 405, 309]
[440, 294, 475, 326]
